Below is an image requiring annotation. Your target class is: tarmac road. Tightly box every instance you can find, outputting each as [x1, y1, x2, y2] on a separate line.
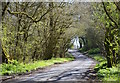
[3, 49, 97, 83]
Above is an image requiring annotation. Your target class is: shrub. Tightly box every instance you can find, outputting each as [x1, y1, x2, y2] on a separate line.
[97, 66, 119, 81]
[94, 61, 107, 71]
[93, 55, 120, 81]
[93, 55, 105, 62]
[65, 52, 74, 58]
[88, 48, 100, 54]
[79, 47, 88, 52]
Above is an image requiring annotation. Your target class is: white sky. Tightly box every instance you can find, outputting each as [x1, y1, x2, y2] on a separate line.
[72, 37, 80, 49]
[1, 0, 119, 2]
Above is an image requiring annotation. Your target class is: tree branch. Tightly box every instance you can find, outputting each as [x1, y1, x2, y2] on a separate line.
[7, 8, 52, 23]
[33, 9, 52, 22]
[2, 2, 10, 17]
[32, 3, 41, 17]
[102, 2, 118, 28]
[7, 2, 65, 23]
[7, 9, 35, 20]
[114, 2, 120, 12]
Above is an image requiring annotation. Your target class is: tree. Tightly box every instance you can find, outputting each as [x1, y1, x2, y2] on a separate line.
[93, 2, 120, 67]
[1, 2, 74, 62]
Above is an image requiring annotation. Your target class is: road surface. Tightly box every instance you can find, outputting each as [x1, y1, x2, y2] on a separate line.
[3, 49, 97, 83]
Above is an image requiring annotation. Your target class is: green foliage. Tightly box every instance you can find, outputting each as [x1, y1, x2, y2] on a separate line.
[65, 52, 75, 58]
[1, 2, 74, 62]
[94, 61, 107, 71]
[92, 2, 120, 68]
[1, 61, 26, 75]
[88, 48, 100, 54]
[89, 53, 120, 81]
[88, 53, 107, 71]
[1, 58, 74, 75]
[83, 26, 104, 51]
[97, 67, 119, 81]
[93, 55, 105, 62]
[85, 49, 120, 81]
[79, 47, 88, 52]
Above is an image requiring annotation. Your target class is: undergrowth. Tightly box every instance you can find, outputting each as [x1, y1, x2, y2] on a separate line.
[0, 58, 74, 75]
[80, 48, 120, 81]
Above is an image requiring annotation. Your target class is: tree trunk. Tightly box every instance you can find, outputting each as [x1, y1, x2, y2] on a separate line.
[2, 47, 8, 63]
[43, 2, 54, 60]
[81, 37, 86, 46]
[104, 36, 112, 68]
[80, 42, 82, 48]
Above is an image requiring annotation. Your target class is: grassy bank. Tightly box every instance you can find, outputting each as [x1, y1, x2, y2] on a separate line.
[80, 48, 120, 81]
[0, 57, 74, 76]
[92, 54, 119, 81]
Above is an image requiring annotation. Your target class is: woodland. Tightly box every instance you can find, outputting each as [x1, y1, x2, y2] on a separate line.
[0, 1, 120, 81]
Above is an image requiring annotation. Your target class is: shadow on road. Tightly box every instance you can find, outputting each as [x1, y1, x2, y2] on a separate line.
[2, 49, 98, 83]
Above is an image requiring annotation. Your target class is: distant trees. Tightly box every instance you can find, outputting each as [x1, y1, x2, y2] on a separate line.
[77, 2, 120, 68]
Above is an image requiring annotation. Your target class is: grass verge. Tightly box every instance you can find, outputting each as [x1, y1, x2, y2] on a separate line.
[0, 57, 74, 76]
[93, 55, 120, 81]
[80, 48, 120, 81]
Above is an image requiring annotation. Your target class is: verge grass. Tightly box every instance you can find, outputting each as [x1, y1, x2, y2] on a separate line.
[0, 57, 74, 75]
[80, 48, 120, 81]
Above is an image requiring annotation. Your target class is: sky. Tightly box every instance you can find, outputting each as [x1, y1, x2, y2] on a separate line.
[72, 37, 80, 49]
[1, 0, 119, 2]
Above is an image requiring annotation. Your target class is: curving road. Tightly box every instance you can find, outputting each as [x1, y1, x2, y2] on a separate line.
[3, 49, 97, 83]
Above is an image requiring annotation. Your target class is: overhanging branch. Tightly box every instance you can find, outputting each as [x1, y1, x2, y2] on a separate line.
[102, 2, 118, 28]
[7, 8, 52, 23]
[7, 9, 35, 20]
[7, 2, 66, 23]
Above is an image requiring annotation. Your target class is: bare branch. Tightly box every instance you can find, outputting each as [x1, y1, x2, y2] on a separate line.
[7, 9, 35, 20]
[7, 3, 65, 23]
[2, 2, 10, 17]
[33, 9, 52, 22]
